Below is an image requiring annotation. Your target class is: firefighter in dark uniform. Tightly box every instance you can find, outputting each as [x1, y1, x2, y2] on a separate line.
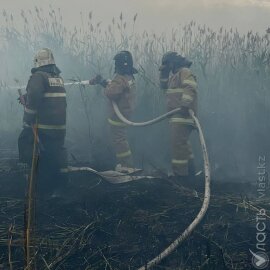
[18, 48, 68, 195]
[160, 52, 198, 177]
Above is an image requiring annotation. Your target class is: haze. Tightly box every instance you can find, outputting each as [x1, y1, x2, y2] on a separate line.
[1, 0, 270, 33]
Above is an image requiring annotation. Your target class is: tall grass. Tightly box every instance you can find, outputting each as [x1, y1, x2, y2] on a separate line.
[0, 7, 269, 179]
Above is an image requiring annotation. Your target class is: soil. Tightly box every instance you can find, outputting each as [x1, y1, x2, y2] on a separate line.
[0, 158, 269, 270]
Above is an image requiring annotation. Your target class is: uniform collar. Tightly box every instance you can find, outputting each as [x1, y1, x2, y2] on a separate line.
[31, 64, 61, 76]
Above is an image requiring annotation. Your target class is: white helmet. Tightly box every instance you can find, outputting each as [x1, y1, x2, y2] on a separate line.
[33, 48, 55, 68]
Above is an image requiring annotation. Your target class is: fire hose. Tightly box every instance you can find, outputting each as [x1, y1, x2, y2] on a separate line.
[112, 102, 182, 126]
[15, 81, 210, 269]
[111, 101, 211, 270]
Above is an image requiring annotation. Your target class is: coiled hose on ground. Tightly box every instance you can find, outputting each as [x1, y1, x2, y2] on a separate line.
[111, 101, 211, 270]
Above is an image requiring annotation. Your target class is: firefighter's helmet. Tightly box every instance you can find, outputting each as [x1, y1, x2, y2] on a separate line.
[161, 51, 178, 66]
[172, 54, 192, 73]
[159, 51, 178, 73]
[33, 48, 55, 68]
[114, 51, 138, 75]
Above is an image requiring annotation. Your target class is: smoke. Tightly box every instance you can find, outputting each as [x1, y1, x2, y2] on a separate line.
[0, 7, 269, 181]
[1, 0, 270, 33]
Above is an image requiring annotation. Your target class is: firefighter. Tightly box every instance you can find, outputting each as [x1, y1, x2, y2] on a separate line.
[18, 48, 68, 195]
[92, 51, 138, 172]
[160, 52, 197, 177]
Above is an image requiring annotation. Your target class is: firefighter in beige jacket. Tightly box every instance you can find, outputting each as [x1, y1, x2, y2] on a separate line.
[92, 51, 138, 171]
[160, 52, 198, 177]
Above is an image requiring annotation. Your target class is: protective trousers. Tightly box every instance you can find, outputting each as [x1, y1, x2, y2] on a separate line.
[18, 127, 68, 194]
[108, 119, 133, 168]
[37, 134, 68, 194]
[169, 118, 194, 176]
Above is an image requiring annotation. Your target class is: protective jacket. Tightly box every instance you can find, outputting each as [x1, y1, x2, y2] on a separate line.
[23, 65, 66, 136]
[105, 74, 135, 125]
[166, 67, 197, 121]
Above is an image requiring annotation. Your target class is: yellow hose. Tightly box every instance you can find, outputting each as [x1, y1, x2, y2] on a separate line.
[25, 123, 39, 270]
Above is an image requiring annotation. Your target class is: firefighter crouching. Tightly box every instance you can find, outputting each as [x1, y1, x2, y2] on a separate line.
[18, 48, 68, 195]
[160, 52, 198, 177]
[91, 51, 138, 172]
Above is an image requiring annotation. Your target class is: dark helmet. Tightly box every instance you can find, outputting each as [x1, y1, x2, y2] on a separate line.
[172, 54, 192, 73]
[114, 51, 138, 75]
[159, 51, 178, 73]
[161, 51, 178, 66]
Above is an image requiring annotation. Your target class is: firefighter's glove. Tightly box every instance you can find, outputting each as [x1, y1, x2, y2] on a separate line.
[89, 75, 109, 88]
[89, 74, 103, 85]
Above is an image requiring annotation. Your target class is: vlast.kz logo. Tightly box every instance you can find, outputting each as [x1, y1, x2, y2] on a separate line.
[250, 250, 269, 269]
[250, 156, 269, 269]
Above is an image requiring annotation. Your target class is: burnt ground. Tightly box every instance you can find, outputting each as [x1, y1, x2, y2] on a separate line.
[0, 158, 270, 270]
